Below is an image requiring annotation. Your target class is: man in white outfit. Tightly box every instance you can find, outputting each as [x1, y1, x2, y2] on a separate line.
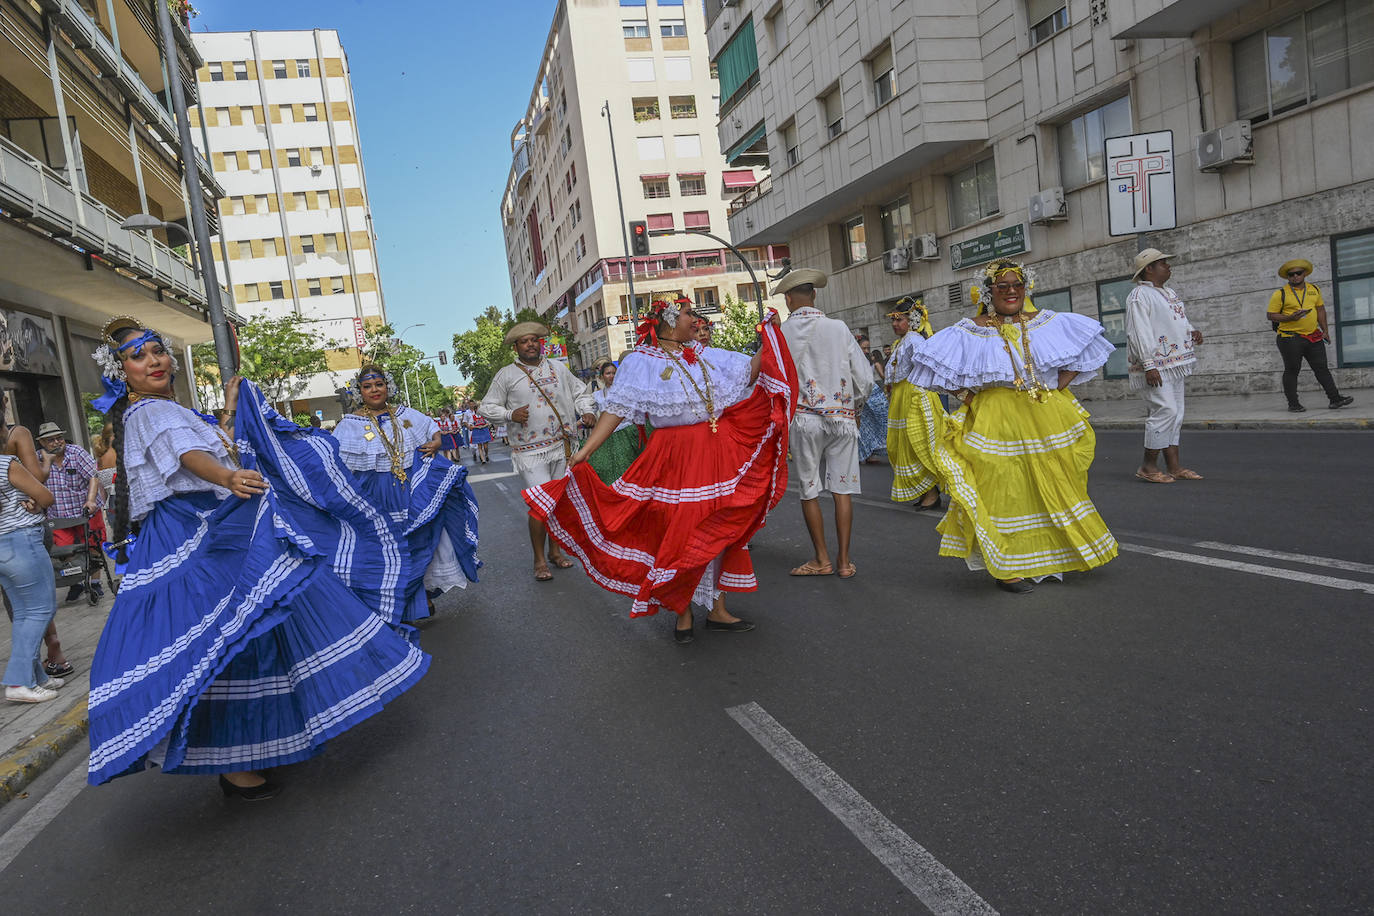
[481, 321, 596, 579]
[1125, 249, 1204, 483]
[778, 268, 875, 579]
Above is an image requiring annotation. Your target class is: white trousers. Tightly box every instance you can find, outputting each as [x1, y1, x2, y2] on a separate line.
[1142, 376, 1186, 449]
[790, 416, 861, 500]
[512, 445, 567, 489]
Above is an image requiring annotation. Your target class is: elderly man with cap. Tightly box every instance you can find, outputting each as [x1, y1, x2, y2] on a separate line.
[1126, 249, 1204, 483]
[480, 321, 596, 580]
[778, 268, 873, 578]
[1266, 257, 1354, 413]
[36, 421, 105, 602]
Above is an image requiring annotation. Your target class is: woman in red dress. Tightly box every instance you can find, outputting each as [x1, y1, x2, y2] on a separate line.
[524, 300, 798, 645]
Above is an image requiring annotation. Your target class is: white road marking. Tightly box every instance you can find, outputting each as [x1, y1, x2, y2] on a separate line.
[1119, 543, 1374, 595]
[727, 702, 998, 916]
[0, 755, 88, 874]
[1189, 541, 1374, 576]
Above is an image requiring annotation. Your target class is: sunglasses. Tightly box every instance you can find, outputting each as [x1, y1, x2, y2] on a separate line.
[1287, 270, 1307, 277]
[993, 281, 1026, 292]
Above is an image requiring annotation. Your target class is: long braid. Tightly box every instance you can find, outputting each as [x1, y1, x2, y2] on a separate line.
[107, 394, 132, 564]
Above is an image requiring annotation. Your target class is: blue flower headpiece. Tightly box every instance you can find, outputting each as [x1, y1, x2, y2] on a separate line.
[91, 317, 180, 412]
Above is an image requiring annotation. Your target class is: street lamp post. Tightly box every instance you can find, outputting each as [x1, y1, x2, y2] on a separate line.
[601, 101, 638, 320]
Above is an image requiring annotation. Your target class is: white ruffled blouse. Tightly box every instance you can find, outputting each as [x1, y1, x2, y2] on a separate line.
[906, 310, 1115, 393]
[122, 399, 232, 523]
[334, 405, 438, 474]
[603, 341, 754, 428]
[885, 331, 927, 386]
[591, 388, 634, 432]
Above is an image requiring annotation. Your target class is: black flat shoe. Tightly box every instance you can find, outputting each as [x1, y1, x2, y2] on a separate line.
[704, 618, 756, 632]
[996, 579, 1035, 594]
[673, 625, 694, 645]
[1288, 404, 1307, 412]
[1329, 396, 1354, 409]
[219, 774, 282, 801]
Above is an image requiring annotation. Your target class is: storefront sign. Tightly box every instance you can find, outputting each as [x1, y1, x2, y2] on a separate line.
[949, 223, 1030, 270]
[0, 308, 60, 376]
[352, 317, 366, 348]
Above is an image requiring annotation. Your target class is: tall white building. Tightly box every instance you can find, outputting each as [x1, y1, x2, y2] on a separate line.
[500, 0, 790, 372]
[193, 30, 388, 415]
[706, 0, 1374, 397]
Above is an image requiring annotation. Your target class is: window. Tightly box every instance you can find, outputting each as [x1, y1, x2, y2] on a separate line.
[233, 240, 250, 259]
[286, 149, 302, 167]
[303, 103, 318, 122]
[241, 284, 261, 302]
[678, 174, 706, 196]
[569, 199, 582, 226]
[317, 190, 331, 209]
[296, 61, 311, 78]
[633, 97, 661, 121]
[293, 192, 308, 211]
[228, 196, 245, 216]
[1332, 229, 1374, 366]
[636, 136, 666, 159]
[1028, 0, 1069, 44]
[842, 215, 867, 265]
[269, 280, 285, 299]
[642, 176, 670, 198]
[737, 282, 763, 301]
[767, 7, 788, 50]
[684, 210, 710, 230]
[280, 105, 295, 124]
[661, 18, 686, 37]
[209, 62, 224, 82]
[574, 235, 587, 261]
[628, 58, 655, 82]
[323, 234, 339, 253]
[242, 107, 258, 126]
[782, 121, 799, 166]
[871, 45, 896, 106]
[308, 278, 323, 296]
[664, 57, 692, 81]
[623, 22, 650, 39]
[948, 158, 999, 229]
[560, 127, 573, 156]
[309, 147, 324, 167]
[246, 150, 262, 170]
[1058, 96, 1132, 188]
[717, 20, 760, 107]
[273, 60, 287, 79]
[879, 196, 914, 251]
[821, 87, 844, 139]
[330, 276, 345, 295]
[646, 213, 675, 233]
[254, 194, 270, 213]
[262, 238, 278, 257]
[687, 252, 722, 269]
[1034, 288, 1071, 314]
[232, 61, 247, 80]
[669, 95, 697, 119]
[1235, 1, 1374, 124]
[214, 106, 231, 126]
[695, 287, 720, 312]
[1096, 279, 1133, 378]
[674, 134, 702, 158]
[301, 236, 316, 254]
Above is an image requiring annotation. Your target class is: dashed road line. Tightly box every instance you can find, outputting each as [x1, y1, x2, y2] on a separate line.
[1119, 543, 1374, 595]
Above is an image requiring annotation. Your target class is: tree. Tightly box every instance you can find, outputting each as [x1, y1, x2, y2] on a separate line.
[709, 294, 764, 354]
[450, 307, 580, 397]
[361, 324, 453, 412]
[239, 314, 335, 407]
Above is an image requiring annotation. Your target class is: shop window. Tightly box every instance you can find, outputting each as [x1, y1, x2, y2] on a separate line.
[1096, 278, 1133, 379]
[1332, 228, 1374, 366]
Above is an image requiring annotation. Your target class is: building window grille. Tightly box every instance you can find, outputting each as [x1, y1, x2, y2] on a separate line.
[948, 158, 999, 229]
[821, 87, 843, 140]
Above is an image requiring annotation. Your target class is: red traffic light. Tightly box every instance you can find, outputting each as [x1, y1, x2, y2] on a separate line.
[629, 220, 650, 256]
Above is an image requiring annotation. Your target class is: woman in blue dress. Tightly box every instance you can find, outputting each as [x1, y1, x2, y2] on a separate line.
[88, 318, 429, 799]
[333, 366, 480, 624]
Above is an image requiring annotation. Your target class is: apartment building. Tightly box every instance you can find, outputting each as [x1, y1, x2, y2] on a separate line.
[0, 0, 216, 443]
[499, 0, 790, 372]
[706, 0, 1374, 397]
[192, 30, 387, 415]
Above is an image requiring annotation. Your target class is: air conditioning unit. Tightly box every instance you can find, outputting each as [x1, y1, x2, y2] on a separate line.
[310, 165, 323, 176]
[913, 233, 939, 260]
[1028, 187, 1067, 224]
[1195, 120, 1254, 172]
[883, 246, 911, 273]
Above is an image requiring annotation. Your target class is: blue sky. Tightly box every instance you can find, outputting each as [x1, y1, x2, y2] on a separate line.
[195, 0, 557, 384]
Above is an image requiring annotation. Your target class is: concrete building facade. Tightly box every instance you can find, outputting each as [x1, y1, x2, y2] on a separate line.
[0, 0, 215, 444]
[706, 0, 1374, 398]
[192, 29, 388, 414]
[500, 0, 791, 373]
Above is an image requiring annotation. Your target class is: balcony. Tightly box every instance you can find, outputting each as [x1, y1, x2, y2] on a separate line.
[513, 140, 532, 187]
[728, 175, 772, 217]
[1111, 0, 1252, 37]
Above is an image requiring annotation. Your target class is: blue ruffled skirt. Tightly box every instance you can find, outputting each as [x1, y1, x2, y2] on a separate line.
[858, 382, 889, 460]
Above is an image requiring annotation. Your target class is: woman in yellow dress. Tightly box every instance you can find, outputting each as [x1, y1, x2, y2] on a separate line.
[901, 259, 1118, 593]
[884, 296, 942, 510]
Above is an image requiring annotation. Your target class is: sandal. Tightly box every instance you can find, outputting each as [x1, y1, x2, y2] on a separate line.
[44, 661, 75, 678]
[837, 563, 857, 579]
[1134, 469, 1175, 484]
[1170, 468, 1204, 480]
[550, 555, 575, 569]
[789, 560, 833, 576]
[534, 565, 553, 582]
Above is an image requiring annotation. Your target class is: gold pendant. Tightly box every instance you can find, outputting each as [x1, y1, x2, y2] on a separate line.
[661, 366, 673, 380]
[364, 432, 375, 441]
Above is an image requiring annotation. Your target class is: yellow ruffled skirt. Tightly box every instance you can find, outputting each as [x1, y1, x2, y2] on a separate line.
[904, 385, 1118, 580]
[887, 381, 938, 502]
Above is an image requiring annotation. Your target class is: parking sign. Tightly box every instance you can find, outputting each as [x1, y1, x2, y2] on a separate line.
[1106, 131, 1176, 236]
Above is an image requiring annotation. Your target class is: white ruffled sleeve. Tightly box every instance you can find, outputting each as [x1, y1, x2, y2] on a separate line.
[1029, 310, 1116, 384]
[885, 333, 924, 385]
[604, 345, 754, 426]
[699, 346, 754, 410]
[122, 400, 231, 520]
[333, 415, 371, 470]
[906, 320, 1014, 391]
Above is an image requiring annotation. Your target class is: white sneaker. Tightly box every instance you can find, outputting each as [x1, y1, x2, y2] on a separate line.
[6, 685, 59, 703]
[41, 676, 65, 689]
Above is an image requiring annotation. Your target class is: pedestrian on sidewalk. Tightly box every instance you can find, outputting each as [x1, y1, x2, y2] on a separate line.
[480, 322, 595, 581]
[779, 269, 872, 579]
[885, 296, 942, 511]
[0, 432, 58, 703]
[1266, 258, 1355, 413]
[36, 421, 105, 605]
[1125, 249, 1204, 483]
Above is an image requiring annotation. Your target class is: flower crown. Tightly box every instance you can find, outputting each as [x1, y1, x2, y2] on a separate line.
[971, 259, 1039, 315]
[346, 367, 399, 402]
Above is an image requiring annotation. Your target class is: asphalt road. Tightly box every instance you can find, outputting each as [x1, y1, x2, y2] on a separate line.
[1, 431, 1370, 915]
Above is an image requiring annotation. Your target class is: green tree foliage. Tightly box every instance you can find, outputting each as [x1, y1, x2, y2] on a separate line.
[451, 307, 580, 397]
[361, 324, 453, 412]
[191, 314, 332, 410]
[708, 294, 765, 354]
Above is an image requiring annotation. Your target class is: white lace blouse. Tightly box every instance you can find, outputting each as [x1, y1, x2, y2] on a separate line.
[333, 406, 438, 474]
[603, 342, 754, 428]
[885, 331, 926, 386]
[591, 388, 633, 432]
[906, 310, 1115, 393]
[122, 399, 232, 522]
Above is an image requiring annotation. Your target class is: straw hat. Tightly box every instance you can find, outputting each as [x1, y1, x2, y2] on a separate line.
[1132, 248, 1172, 280]
[772, 267, 828, 296]
[1278, 258, 1314, 279]
[504, 321, 550, 346]
[36, 421, 65, 439]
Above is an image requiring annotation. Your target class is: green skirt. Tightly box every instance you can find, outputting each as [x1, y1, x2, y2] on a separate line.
[587, 424, 644, 484]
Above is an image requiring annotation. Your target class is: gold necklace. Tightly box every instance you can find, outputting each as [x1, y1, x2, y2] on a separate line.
[361, 406, 408, 482]
[991, 313, 1050, 402]
[662, 345, 718, 433]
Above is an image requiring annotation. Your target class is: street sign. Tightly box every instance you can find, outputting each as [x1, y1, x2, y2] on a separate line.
[352, 317, 365, 347]
[1106, 130, 1176, 236]
[949, 222, 1030, 270]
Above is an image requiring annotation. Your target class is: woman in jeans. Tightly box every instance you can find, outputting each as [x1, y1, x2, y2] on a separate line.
[0, 436, 58, 702]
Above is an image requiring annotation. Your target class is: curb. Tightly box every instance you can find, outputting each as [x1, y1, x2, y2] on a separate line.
[1090, 418, 1372, 431]
[0, 701, 88, 805]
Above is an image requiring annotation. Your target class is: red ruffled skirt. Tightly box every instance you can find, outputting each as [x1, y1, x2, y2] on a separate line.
[524, 328, 798, 617]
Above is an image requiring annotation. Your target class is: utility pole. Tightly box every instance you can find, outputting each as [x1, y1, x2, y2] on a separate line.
[153, 0, 236, 382]
[601, 100, 638, 320]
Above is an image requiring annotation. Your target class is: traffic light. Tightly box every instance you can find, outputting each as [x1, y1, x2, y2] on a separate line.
[630, 220, 649, 256]
[437, 350, 447, 366]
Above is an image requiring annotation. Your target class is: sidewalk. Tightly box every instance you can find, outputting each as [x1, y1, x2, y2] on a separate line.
[1082, 386, 1373, 430]
[0, 586, 113, 803]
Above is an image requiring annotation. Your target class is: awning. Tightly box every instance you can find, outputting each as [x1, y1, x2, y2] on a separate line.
[722, 167, 757, 189]
[684, 211, 710, 229]
[639, 173, 669, 181]
[647, 213, 675, 231]
[676, 170, 706, 177]
[725, 121, 767, 165]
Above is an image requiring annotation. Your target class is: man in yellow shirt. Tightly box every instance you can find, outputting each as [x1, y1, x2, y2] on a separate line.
[1266, 258, 1354, 412]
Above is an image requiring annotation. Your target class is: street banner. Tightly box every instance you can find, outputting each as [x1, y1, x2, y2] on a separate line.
[1106, 130, 1176, 236]
[352, 317, 366, 347]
